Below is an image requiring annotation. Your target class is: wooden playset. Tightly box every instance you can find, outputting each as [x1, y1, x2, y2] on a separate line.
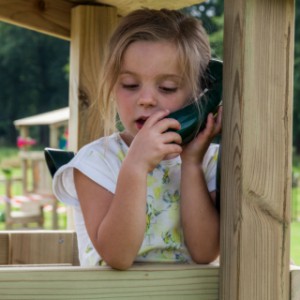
[0, 0, 299, 299]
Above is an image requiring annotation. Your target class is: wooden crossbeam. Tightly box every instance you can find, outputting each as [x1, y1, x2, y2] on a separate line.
[0, 264, 219, 299]
[0, 0, 73, 40]
[75, 0, 206, 16]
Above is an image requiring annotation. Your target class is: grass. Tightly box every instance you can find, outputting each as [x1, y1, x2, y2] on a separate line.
[291, 222, 300, 265]
[0, 146, 67, 230]
[0, 202, 67, 230]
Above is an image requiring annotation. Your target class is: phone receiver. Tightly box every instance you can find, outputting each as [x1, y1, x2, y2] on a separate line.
[167, 59, 223, 145]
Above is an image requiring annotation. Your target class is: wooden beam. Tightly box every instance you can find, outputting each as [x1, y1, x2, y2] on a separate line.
[220, 0, 294, 300]
[0, 0, 208, 39]
[68, 5, 117, 151]
[0, 264, 219, 299]
[0, 231, 79, 266]
[291, 266, 300, 300]
[0, 0, 73, 40]
[71, 0, 207, 16]
[0, 233, 9, 265]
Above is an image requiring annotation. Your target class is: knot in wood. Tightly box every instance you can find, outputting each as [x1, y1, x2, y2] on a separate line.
[36, 0, 46, 12]
[78, 89, 90, 109]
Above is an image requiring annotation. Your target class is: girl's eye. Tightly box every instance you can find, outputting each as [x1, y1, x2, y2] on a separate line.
[122, 84, 139, 90]
[160, 86, 178, 93]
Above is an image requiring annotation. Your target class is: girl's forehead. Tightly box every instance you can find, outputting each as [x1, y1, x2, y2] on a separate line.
[120, 40, 183, 76]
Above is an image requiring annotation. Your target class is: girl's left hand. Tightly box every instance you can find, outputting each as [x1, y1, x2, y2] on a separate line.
[181, 106, 222, 165]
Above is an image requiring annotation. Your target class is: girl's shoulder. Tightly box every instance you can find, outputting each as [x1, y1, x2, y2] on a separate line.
[74, 132, 124, 159]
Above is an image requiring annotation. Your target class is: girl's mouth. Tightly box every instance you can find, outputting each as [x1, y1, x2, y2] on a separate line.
[136, 117, 148, 129]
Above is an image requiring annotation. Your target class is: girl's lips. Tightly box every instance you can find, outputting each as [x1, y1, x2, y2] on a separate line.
[135, 117, 148, 129]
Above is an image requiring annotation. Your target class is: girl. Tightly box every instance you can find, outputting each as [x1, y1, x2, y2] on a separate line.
[53, 8, 222, 270]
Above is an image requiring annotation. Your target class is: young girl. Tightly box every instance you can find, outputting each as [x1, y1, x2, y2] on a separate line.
[53, 8, 222, 270]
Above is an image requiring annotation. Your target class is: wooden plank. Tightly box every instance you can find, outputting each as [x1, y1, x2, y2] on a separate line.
[68, 5, 118, 151]
[291, 266, 300, 300]
[6, 231, 78, 265]
[220, 0, 294, 300]
[0, 0, 73, 40]
[72, 0, 206, 16]
[0, 0, 207, 40]
[0, 233, 9, 265]
[0, 264, 219, 299]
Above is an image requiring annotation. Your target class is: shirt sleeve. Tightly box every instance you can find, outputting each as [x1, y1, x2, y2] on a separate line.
[52, 142, 118, 207]
[202, 143, 219, 193]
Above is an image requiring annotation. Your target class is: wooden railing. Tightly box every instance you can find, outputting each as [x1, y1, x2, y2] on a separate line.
[0, 231, 299, 299]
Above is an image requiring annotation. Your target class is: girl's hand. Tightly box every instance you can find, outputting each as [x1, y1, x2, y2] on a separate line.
[126, 110, 182, 173]
[181, 106, 222, 165]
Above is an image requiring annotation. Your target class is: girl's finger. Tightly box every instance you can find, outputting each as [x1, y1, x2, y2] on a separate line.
[161, 131, 182, 145]
[213, 106, 222, 134]
[144, 110, 170, 128]
[155, 117, 181, 133]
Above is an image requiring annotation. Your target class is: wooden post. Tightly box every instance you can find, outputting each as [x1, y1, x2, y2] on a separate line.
[220, 0, 294, 299]
[49, 124, 59, 148]
[68, 5, 118, 152]
[291, 267, 300, 300]
[67, 5, 117, 229]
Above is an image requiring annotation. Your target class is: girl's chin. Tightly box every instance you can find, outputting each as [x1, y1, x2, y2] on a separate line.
[120, 131, 135, 146]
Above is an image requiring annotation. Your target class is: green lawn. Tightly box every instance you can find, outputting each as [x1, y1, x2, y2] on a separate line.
[291, 221, 300, 265]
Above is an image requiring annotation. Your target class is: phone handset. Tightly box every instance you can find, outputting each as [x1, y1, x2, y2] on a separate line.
[167, 59, 223, 145]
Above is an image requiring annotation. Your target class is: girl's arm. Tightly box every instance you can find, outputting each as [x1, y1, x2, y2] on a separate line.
[74, 110, 182, 270]
[74, 159, 148, 270]
[180, 108, 222, 263]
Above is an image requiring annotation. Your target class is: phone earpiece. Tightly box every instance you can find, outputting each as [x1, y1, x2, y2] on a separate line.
[167, 59, 223, 145]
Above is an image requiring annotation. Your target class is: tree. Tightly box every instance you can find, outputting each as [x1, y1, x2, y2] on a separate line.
[182, 0, 224, 58]
[0, 22, 69, 146]
[293, 0, 300, 154]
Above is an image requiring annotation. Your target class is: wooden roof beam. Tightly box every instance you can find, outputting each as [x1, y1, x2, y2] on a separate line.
[0, 0, 74, 40]
[71, 0, 206, 17]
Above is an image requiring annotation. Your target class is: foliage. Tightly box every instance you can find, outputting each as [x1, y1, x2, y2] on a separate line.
[0, 22, 69, 146]
[291, 221, 300, 265]
[182, 0, 224, 59]
[294, 0, 300, 153]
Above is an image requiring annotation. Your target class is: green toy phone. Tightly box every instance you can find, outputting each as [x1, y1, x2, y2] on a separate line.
[167, 59, 223, 145]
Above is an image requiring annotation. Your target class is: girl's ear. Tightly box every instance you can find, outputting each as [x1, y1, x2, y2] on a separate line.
[166, 59, 223, 145]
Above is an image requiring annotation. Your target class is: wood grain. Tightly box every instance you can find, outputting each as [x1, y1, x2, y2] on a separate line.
[0, 233, 9, 265]
[0, 0, 73, 40]
[68, 5, 118, 151]
[291, 267, 300, 300]
[76, 0, 207, 16]
[0, 231, 79, 266]
[0, 264, 219, 300]
[220, 0, 294, 299]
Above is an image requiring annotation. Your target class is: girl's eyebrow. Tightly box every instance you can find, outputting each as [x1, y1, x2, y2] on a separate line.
[119, 70, 136, 75]
[119, 70, 182, 81]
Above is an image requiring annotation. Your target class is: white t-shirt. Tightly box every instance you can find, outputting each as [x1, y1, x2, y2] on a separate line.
[53, 132, 219, 266]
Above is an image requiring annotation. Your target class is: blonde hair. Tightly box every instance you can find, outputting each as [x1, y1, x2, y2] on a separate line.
[98, 8, 211, 134]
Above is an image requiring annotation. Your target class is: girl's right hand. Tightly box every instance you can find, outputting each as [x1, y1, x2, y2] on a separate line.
[126, 110, 182, 173]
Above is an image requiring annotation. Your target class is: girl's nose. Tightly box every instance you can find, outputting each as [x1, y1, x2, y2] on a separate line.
[137, 89, 157, 107]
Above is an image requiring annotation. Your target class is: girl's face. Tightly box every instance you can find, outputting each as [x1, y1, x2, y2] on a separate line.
[114, 41, 191, 144]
